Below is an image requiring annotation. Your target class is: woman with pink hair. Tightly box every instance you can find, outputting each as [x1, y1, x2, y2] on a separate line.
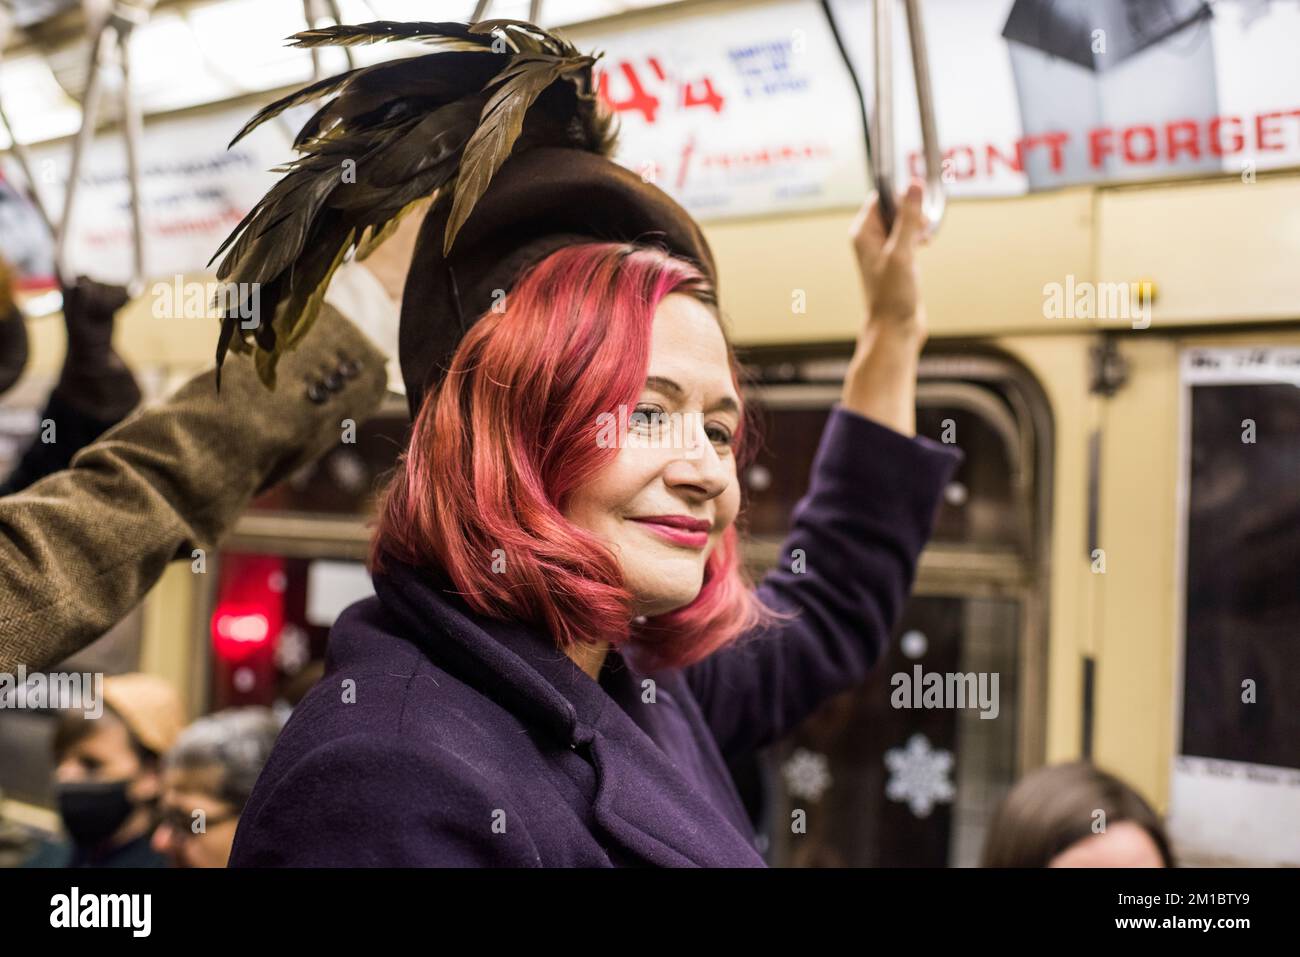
[216, 19, 962, 867]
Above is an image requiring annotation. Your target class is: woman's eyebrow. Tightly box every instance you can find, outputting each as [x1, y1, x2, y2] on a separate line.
[644, 375, 684, 397]
[644, 375, 740, 414]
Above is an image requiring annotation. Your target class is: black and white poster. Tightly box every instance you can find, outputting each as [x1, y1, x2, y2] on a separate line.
[1171, 347, 1300, 866]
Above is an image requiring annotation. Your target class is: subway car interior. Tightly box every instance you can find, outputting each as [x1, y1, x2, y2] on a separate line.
[0, 0, 1297, 872]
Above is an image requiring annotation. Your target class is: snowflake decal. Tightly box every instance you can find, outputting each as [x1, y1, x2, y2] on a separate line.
[782, 747, 833, 802]
[884, 733, 954, 817]
[274, 625, 311, 674]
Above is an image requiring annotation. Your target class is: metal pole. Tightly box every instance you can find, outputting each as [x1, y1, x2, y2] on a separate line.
[323, 0, 356, 69]
[0, 100, 56, 236]
[872, 0, 896, 230]
[0, 10, 57, 235]
[303, 0, 322, 79]
[117, 18, 147, 292]
[869, 0, 946, 235]
[905, 0, 946, 232]
[55, 20, 115, 279]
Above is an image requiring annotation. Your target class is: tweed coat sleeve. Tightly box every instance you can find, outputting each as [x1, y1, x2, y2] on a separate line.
[0, 304, 388, 671]
[684, 405, 964, 761]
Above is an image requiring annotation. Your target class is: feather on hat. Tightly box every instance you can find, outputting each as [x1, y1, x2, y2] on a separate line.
[212, 18, 717, 415]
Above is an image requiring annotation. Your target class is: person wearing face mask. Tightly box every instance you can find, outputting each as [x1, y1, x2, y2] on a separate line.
[218, 19, 962, 868]
[151, 708, 281, 868]
[25, 673, 183, 868]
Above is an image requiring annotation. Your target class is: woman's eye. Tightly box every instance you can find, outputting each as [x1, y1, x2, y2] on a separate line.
[707, 424, 734, 447]
[631, 405, 664, 431]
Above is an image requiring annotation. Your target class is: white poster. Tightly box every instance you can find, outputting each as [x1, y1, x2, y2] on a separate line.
[571, 0, 1300, 216]
[4, 106, 292, 287]
[572, 1, 870, 218]
[5, 0, 1300, 280]
[1171, 346, 1300, 865]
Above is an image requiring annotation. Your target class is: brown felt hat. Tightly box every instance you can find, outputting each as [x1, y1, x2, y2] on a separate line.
[398, 147, 718, 418]
[212, 20, 718, 405]
[101, 673, 185, 757]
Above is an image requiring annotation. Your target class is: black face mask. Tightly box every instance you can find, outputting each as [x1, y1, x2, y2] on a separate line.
[57, 780, 136, 848]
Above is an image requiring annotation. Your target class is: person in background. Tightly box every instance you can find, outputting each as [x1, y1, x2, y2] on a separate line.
[981, 762, 1175, 867]
[0, 265, 142, 495]
[152, 707, 281, 868]
[25, 673, 185, 868]
[0, 204, 422, 672]
[0, 257, 28, 396]
[224, 14, 962, 867]
[0, 786, 44, 867]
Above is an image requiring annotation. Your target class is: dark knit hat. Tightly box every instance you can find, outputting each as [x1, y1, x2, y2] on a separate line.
[211, 18, 716, 417]
[398, 146, 716, 416]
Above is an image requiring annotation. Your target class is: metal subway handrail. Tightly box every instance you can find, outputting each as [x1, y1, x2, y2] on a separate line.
[473, 0, 544, 24]
[872, 0, 946, 235]
[0, 9, 56, 237]
[54, 0, 157, 293]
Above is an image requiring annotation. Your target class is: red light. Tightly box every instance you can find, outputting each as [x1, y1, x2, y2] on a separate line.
[215, 612, 269, 643]
[212, 608, 271, 661]
[210, 554, 287, 708]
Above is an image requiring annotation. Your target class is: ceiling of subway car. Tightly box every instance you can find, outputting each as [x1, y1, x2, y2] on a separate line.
[0, 0, 681, 146]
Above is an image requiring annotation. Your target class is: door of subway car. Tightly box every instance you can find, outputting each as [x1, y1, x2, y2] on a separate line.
[730, 348, 1051, 866]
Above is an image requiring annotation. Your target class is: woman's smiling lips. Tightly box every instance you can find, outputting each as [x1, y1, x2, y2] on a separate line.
[628, 514, 711, 549]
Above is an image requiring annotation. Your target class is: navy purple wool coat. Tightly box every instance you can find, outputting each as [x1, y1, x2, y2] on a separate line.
[230, 407, 963, 867]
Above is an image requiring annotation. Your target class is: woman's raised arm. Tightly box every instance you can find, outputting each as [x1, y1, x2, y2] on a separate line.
[684, 183, 963, 760]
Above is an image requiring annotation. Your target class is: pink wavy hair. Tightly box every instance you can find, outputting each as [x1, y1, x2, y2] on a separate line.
[372, 242, 778, 670]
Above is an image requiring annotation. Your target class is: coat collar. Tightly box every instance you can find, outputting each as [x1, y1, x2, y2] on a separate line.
[372, 558, 607, 747]
[371, 559, 764, 867]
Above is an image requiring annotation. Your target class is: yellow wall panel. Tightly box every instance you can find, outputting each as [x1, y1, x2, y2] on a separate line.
[995, 334, 1097, 768]
[139, 562, 203, 721]
[709, 188, 1097, 345]
[1091, 337, 1182, 811]
[1096, 174, 1300, 327]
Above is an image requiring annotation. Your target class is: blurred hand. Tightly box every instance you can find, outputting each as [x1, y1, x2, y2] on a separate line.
[848, 178, 929, 348]
[356, 197, 431, 305]
[324, 198, 431, 395]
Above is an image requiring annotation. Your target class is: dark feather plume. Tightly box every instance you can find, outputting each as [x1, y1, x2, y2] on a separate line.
[212, 18, 618, 387]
